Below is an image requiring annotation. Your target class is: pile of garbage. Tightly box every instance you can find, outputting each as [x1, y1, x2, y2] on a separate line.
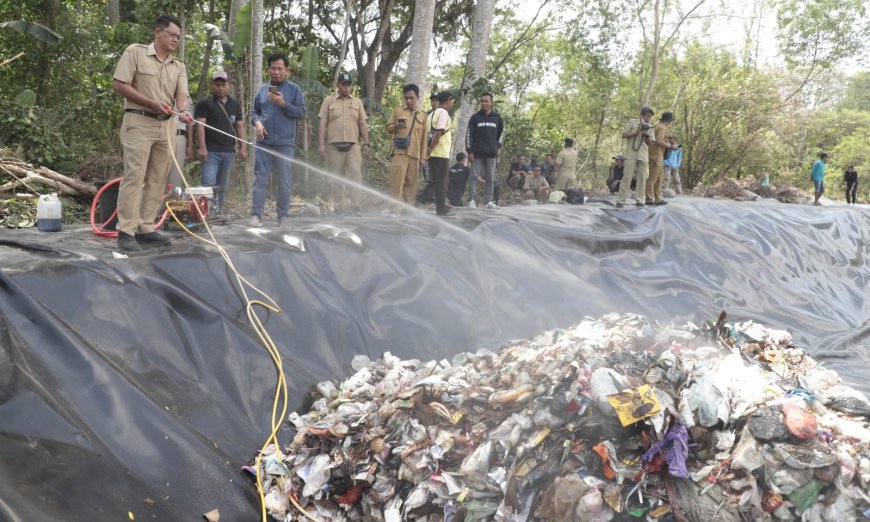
[692, 177, 812, 204]
[251, 313, 870, 521]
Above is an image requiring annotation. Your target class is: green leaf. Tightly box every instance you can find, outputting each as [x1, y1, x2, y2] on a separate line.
[233, 3, 252, 55]
[301, 45, 319, 81]
[13, 89, 37, 107]
[0, 20, 63, 46]
[204, 23, 234, 61]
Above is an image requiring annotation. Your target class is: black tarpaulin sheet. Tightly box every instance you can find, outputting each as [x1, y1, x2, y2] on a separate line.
[0, 198, 868, 521]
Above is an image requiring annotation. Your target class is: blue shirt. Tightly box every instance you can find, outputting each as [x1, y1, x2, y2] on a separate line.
[811, 159, 826, 181]
[251, 79, 306, 147]
[664, 147, 682, 169]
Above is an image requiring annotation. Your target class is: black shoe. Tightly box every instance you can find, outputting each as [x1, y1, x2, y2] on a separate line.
[636, 202, 646, 207]
[616, 202, 624, 208]
[117, 232, 142, 252]
[655, 200, 668, 206]
[135, 231, 171, 245]
[436, 209, 456, 217]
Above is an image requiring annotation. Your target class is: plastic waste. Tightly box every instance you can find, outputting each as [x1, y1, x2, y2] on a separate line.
[787, 478, 821, 514]
[36, 193, 62, 232]
[606, 384, 661, 426]
[685, 371, 729, 427]
[642, 422, 689, 478]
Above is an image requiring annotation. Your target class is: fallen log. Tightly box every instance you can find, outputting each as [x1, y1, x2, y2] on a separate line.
[0, 160, 97, 197]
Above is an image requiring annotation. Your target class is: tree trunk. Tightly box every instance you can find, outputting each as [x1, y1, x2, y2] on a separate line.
[640, 0, 661, 107]
[106, 0, 119, 25]
[405, 0, 436, 100]
[451, 0, 496, 158]
[227, 0, 244, 37]
[195, 0, 217, 100]
[246, 0, 264, 195]
[176, 0, 186, 63]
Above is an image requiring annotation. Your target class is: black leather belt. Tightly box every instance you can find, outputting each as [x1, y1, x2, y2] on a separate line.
[124, 108, 172, 121]
[176, 129, 186, 136]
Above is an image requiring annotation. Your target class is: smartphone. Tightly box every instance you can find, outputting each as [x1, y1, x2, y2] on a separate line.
[269, 85, 277, 94]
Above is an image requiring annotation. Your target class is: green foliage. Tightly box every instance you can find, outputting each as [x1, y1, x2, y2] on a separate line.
[233, 2, 252, 54]
[0, 20, 63, 45]
[776, 0, 867, 70]
[13, 90, 36, 106]
[204, 23, 235, 61]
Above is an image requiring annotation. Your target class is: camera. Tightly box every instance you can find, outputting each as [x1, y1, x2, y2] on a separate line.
[638, 122, 651, 131]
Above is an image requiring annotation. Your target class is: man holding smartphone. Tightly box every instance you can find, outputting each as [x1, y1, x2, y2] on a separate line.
[249, 52, 307, 227]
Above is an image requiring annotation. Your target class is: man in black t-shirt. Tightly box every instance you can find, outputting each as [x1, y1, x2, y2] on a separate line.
[194, 70, 247, 214]
[447, 152, 471, 207]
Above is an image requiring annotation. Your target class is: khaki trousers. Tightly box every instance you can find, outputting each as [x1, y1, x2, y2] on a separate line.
[118, 114, 174, 235]
[388, 153, 420, 205]
[647, 158, 663, 203]
[617, 157, 648, 205]
[328, 143, 363, 210]
[524, 187, 551, 203]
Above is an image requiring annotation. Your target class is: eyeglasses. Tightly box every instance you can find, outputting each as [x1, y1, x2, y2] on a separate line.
[162, 30, 182, 40]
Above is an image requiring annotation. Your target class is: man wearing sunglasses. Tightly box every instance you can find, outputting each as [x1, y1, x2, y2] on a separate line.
[112, 15, 192, 252]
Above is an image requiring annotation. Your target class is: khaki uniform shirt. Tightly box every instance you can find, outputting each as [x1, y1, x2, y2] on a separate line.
[648, 122, 669, 162]
[524, 173, 549, 191]
[623, 118, 653, 160]
[387, 106, 427, 160]
[318, 94, 366, 144]
[556, 148, 578, 175]
[113, 43, 188, 111]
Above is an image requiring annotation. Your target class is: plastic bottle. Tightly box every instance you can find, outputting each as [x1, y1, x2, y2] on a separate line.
[36, 193, 62, 232]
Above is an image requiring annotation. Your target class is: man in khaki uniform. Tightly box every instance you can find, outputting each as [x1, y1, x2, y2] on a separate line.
[616, 107, 655, 208]
[523, 165, 551, 203]
[646, 111, 676, 205]
[554, 138, 578, 191]
[112, 15, 192, 251]
[318, 72, 370, 214]
[385, 83, 426, 211]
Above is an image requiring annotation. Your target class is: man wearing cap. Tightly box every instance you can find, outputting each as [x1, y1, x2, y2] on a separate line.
[663, 135, 683, 195]
[426, 91, 455, 216]
[554, 138, 578, 191]
[194, 70, 247, 215]
[319, 72, 370, 214]
[385, 83, 426, 210]
[646, 111, 676, 205]
[616, 107, 655, 208]
[112, 15, 193, 252]
[250, 52, 307, 227]
[607, 156, 625, 194]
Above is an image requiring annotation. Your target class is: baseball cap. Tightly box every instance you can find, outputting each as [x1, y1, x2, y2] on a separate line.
[211, 70, 228, 81]
[430, 92, 439, 100]
[660, 111, 675, 122]
[612, 155, 625, 160]
[337, 72, 352, 84]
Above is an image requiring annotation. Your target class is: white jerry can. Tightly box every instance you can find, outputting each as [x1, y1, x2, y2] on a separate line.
[36, 193, 62, 232]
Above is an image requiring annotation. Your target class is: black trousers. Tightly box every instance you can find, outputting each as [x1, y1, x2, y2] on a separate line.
[429, 157, 450, 214]
[846, 181, 857, 204]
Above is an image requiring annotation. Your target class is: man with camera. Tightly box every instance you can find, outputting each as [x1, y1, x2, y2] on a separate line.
[385, 84, 427, 212]
[616, 107, 656, 207]
[319, 72, 371, 215]
[647, 111, 677, 205]
[250, 53, 307, 227]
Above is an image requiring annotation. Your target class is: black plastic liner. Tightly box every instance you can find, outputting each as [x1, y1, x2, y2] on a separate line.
[0, 198, 868, 521]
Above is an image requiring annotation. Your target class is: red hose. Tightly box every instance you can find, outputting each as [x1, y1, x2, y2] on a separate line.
[90, 177, 170, 238]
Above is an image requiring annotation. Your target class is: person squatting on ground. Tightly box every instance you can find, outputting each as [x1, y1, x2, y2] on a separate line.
[522, 165, 551, 204]
[844, 165, 858, 205]
[447, 153, 471, 207]
[508, 154, 530, 192]
[319, 72, 370, 215]
[541, 154, 557, 186]
[465, 92, 504, 209]
[426, 91, 455, 216]
[554, 138, 578, 191]
[617, 107, 656, 208]
[112, 15, 193, 252]
[811, 152, 827, 206]
[194, 70, 247, 215]
[249, 53, 306, 227]
[646, 111, 676, 205]
[385, 84, 427, 213]
[606, 156, 625, 194]
[663, 135, 683, 195]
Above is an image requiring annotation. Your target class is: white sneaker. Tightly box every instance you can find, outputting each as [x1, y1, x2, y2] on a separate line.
[468, 200, 476, 208]
[486, 201, 500, 209]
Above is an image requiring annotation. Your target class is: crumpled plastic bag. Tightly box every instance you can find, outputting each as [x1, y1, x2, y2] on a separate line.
[642, 422, 689, 478]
